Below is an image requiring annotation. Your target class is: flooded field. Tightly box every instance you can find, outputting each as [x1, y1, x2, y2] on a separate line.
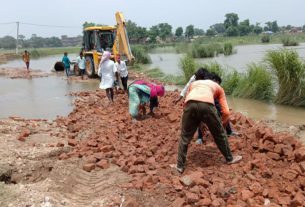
[148, 43, 305, 74]
[0, 45, 305, 124]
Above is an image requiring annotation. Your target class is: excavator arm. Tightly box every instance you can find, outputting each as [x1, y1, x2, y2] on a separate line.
[113, 12, 134, 63]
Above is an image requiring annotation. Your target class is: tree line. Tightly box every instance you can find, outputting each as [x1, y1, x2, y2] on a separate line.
[125, 13, 305, 43]
[0, 34, 63, 49]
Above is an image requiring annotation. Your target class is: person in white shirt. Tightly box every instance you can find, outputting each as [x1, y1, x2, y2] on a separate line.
[115, 55, 128, 93]
[76, 52, 86, 79]
[98, 51, 119, 102]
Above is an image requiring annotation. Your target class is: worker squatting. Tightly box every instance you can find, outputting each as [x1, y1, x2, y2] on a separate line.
[97, 51, 243, 173]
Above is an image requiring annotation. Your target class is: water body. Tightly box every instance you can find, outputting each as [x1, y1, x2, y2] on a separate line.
[0, 76, 99, 119]
[0, 54, 77, 72]
[148, 43, 305, 74]
[0, 45, 305, 124]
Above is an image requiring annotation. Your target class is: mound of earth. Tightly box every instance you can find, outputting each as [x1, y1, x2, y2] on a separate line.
[49, 89, 305, 206]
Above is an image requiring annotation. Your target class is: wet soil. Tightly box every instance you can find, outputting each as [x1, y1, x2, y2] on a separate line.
[0, 67, 52, 79]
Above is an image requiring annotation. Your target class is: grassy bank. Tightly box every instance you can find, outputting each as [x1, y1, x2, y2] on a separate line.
[129, 64, 185, 85]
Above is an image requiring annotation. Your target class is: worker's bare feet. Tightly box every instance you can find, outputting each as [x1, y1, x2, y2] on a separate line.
[227, 155, 242, 164]
[170, 164, 184, 174]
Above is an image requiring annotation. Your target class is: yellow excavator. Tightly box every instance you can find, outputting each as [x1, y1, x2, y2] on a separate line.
[82, 12, 134, 78]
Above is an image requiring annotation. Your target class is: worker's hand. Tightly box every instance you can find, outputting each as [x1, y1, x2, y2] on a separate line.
[173, 96, 183, 105]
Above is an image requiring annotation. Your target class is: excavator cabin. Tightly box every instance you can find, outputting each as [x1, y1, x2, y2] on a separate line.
[82, 12, 134, 78]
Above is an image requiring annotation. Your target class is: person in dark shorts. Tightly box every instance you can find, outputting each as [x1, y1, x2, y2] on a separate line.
[22, 50, 30, 71]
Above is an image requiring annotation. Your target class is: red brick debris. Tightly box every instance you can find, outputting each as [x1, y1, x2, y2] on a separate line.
[55, 90, 305, 206]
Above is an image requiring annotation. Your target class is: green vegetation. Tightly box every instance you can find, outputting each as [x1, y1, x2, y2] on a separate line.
[190, 42, 235, 58]
[28, 47, 81, 58]
[266, 49, 305, 106]
[178, 53, 305, 106]
[179, 55, 196, 82]
[223, 43, 233, 56]
[0, 47, 80, 64]
[222, 70, 242, 95]
[281, 36, 299, 46]
[201, 62, 225, 78]
[130, 64, 184, 85]
[191, 43, 217, 58]
[131, 45, 151, 64]
[233, 64, 273, 100]
[193, 33, 305, 46]
[261, 35, 270, 43]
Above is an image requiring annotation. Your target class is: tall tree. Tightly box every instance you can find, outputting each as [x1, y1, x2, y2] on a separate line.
[175, 27, 183, 37]
[226, 26, 239, 36]
[185, 25, 194, 39]
[271, 21, 279, 33]
[0, 36, 16, 49]
[158, 23, 172, 40]
[253, 23, 263, 35]
[206, 29, 216, 37]
[224, 13, 239, 36]
[126, 20, 148, 42]
[238, 19, 251, 36]
[194, 28, 205, 36]
[210, 23, 225, 34]
[83, 22, 95, 29]
[224, 13, 239, 29]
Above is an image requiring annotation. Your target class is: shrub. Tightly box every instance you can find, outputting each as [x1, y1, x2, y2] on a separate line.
[261, 35, 270, 43]
[223, 43, 233, 56]
[131, 45, 151, 64]
[29, 49, 41, 58]
[233, 63, 274, 100]
[201, 62, 225, 78]
[191, 43, 224, 58]
[222, 70, 242, 95]
[180, 55, 196, 83]
[265, 49, 305, 106]
[281, 36, 299, 46]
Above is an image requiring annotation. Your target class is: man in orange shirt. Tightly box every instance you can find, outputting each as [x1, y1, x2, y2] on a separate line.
[172, 77, 242, 173]
[22, 50, 30, 71]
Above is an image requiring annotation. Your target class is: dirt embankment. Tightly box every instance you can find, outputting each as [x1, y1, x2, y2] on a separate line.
[1, 83, 305, 206]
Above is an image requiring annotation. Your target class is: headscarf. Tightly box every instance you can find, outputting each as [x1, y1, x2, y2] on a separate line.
[101, 51, 111, 63]
[133, 80, 165, 98]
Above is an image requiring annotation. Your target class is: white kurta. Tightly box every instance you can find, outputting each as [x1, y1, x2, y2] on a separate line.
[98, 59, 117, 89]
[115, 61, 128, 77]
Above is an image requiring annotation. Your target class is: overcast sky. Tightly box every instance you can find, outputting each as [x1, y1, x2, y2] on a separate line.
[0, 0, 304, 38]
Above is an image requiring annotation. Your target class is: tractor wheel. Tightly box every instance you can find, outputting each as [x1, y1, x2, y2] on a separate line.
[54, 62, 64, 71]
[85, 56, 95, 78]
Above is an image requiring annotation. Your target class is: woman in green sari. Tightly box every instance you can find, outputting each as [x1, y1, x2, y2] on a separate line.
[128, 80, 165, 118]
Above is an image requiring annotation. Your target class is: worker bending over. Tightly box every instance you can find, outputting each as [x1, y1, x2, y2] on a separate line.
[172, 77, 242, 173]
